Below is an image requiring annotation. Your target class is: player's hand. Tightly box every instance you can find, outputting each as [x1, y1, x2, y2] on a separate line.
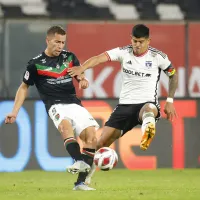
[164, 102, 177, 122]
[68, 66, 84, 77]
[5, 113, 17, 124]
[79, 78, 89, 89]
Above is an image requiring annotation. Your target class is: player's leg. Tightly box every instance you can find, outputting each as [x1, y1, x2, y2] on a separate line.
[58, 120, 91, 174]
[74, 126, 97, 190]
[97, 126, 121, 149]
[85, 105, 133, 186]
[97, 104, 133, 149]
[139, 103, 159, 151]
[48, 104, 90, 174]
[70, 105, 99, 190]
[84, 126, 120, 186]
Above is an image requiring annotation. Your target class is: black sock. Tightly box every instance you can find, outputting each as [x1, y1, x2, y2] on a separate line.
[64, 137, 83, 161]
[75, 148, 95, 185]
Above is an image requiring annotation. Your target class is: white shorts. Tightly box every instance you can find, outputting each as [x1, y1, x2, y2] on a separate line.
[48, 103, 99, 136]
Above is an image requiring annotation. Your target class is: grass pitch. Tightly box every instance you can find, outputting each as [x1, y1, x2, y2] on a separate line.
[0, 169, 199, 200]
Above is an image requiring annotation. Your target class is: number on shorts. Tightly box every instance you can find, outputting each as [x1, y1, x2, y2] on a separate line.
[52, 107, 56, 116]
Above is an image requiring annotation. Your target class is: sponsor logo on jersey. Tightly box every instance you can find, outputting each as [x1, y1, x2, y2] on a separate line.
[123, 68, 151, 77]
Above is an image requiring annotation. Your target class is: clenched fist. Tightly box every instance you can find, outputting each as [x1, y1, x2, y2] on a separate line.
[5, 113, 17, 124]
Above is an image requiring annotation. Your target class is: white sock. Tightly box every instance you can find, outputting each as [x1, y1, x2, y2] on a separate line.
[141, 112, 155, 136]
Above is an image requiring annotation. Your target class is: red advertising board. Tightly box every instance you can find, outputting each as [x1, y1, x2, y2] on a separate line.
[188, 23, 200, 97]
[67, 23, 185, 98]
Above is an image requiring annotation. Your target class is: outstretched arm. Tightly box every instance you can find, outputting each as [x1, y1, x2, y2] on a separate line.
[5, 82, 29, 124]
[68, 53, 109, 77]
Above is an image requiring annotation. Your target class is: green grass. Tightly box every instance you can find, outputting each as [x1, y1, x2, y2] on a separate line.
[0, 169, 200, 200]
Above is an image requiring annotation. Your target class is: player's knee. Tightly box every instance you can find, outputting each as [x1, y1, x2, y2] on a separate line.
[142, 103, 157, 116]
[145, 103, 156, 112]
[85, 135, 97, 148]
[84, 129, 97, 145]
[58, 120, 73, 138]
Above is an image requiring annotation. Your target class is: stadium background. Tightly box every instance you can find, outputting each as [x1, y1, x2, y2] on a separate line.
[0, 0, 200, 172]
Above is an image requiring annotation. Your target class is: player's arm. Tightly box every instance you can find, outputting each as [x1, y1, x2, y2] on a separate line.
[168, 69, 178, 99]
[71, 53, 94, 89]
[81, 53, 109, 71]
[5, 61, 35, 124]
[161, 60, 178, 121]
[163, 64, 178, 100]
[5, 82, 29, 124]
[68, 53, 109, 77]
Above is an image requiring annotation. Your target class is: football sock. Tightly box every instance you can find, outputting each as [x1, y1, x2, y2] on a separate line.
[141, 112, 155, 135]
[75, 148, 95, 185]
[64, 137, 83, 161]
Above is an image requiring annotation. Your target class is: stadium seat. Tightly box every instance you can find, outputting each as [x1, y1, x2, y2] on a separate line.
[137, 0, 159, 20]
[184, 0, 200, 20]
[156, 3, 184, 20]
[1, 5, 25, 17]
[0, 0, 199, 21]
[113, 0, 138, 4]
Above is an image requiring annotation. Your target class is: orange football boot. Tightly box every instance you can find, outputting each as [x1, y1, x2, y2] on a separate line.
[140, 122, 156, 151]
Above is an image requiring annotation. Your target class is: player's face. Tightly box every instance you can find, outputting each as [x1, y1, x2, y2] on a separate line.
[131, 36, 150, 55]
[46, 33, 66, 56]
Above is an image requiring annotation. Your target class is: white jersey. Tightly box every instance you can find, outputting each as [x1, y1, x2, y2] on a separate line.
[105, 45, 173, 104]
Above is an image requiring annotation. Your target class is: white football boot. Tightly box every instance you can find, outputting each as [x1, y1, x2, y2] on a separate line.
[67, 161, 90, 174]
[73, 182, 96, 191]
[85, 162, 96, 185]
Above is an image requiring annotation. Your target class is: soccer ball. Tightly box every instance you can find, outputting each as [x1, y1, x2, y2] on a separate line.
[94, 147, 118, 171]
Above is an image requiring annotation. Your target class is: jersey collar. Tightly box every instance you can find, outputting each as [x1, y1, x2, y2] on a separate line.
[133, 49, 148, 57]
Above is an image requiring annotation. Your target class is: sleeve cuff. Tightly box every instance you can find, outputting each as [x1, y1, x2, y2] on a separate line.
[104, 52, 111, 61]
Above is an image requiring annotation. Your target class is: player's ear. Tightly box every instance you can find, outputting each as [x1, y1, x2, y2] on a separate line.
[46, 37, 49, 45]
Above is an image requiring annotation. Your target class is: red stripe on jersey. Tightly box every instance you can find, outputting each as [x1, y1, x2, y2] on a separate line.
[37, 68, 68, 78]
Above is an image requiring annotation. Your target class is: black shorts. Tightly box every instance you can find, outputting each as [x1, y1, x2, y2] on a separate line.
[105, 102, 160, 136]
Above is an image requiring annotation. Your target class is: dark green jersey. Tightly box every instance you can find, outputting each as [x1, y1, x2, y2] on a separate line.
[23, 50, 82, 111]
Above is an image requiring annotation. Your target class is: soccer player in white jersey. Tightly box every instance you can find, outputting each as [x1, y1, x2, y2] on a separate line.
[68, 24, 178, 183]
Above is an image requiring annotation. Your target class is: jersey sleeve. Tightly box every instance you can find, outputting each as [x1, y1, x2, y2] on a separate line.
[23, 60, 37, 86]
[105, 47, 122, 62]
[158, 54, 175, 77]
[73, 53, 80, 66]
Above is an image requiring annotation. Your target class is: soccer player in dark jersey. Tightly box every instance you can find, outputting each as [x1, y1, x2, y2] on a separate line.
[5, 26, 99, 191]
